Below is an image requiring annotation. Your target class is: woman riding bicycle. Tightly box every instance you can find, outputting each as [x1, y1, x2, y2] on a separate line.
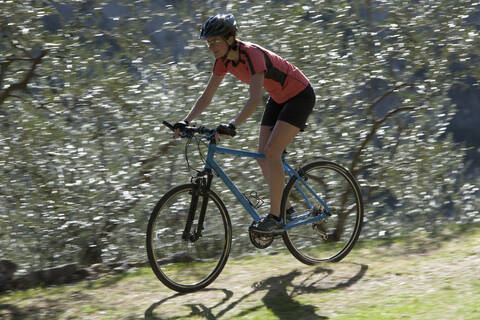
[174, 14, 316, 234]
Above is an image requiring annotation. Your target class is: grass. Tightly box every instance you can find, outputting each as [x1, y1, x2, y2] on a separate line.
[334, 281, 480, 320]
[1, 224, 479, 319]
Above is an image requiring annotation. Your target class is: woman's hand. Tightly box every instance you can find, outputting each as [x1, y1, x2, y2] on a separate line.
[215, 121, 236, 141]
[173, 120, 189, 138]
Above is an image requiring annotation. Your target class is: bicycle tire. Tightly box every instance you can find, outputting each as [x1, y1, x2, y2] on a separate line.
[146, 184, 232, 293]
[281, 160, 363, 264]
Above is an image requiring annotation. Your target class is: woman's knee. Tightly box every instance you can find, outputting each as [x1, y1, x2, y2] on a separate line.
[264, 145, 283, 163]
[257, 158, 267, 169]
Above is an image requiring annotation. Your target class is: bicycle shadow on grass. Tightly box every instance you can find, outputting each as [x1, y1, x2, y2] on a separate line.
[145, 263, 368, 320]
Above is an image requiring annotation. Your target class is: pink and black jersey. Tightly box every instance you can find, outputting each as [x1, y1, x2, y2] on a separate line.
[213, 41, 310, 104]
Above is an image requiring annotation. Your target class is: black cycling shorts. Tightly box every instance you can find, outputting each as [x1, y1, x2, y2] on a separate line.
[261, 84, 316, 130]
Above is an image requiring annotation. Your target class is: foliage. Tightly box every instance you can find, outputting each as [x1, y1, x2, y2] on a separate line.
[0, 0, 479, 271]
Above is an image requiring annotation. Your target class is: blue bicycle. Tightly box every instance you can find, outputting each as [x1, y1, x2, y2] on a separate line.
[146, 121, 364, 293]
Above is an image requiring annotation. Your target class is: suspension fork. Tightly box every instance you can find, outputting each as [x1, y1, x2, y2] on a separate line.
[183, 170, 213, 242]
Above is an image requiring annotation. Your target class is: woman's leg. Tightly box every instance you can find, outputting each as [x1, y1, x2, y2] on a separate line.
[255, 86, 315, 232]
[263, 120, 300, 218]
[258, 124, 295, 216]
[257, 125, 273, 184]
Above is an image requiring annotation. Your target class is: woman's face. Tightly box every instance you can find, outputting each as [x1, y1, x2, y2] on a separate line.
[206, 36, 231, 59]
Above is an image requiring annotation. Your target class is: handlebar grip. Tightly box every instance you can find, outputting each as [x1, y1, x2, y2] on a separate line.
[226, 128, 236, 137]
[216, 125, 236, 137]
[163, 120, 175, 131]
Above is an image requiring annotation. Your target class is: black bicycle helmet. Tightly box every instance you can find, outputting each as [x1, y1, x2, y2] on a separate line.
[199, 14, 238, 40]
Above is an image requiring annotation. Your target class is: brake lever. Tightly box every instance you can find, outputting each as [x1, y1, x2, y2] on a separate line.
[163, 120, 193, 138]
[162, 120, 175, 131]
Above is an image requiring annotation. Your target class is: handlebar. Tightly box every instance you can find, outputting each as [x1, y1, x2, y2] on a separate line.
[162, 120, 221, 138]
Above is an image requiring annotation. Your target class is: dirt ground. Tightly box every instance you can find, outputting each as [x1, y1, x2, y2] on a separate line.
[1, 227, 479, 319]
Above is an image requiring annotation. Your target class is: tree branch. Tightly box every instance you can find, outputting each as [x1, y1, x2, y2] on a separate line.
[379, 106, 415, 124]
[139, 141, 176, 182]
[389, 119, 408, 160]
[367, 82, 413, 114]
[350, 105, 415, 175]
[9, 38, 33, 59]
[349, 82, 416, 176]
[352, 163, 379, 175]
[0, 50, 48, 106]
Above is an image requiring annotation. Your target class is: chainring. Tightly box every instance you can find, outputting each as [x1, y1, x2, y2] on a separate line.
[248, 225, 274, 249]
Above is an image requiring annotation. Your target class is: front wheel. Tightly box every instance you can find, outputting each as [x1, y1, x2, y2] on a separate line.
[281, 160, 363, 264]
[146, 184, 232, 293]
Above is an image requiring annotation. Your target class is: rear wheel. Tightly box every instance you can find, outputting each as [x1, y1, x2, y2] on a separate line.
[281, 161, 363, 264]
[146, 184, 232, 293]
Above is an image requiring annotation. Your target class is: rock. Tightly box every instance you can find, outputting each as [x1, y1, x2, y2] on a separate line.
[162, 253, 194, 264]
[0, 260, 18, 291]
[11, 271, 42, 290]
[113, 265, 128, 274]
[40, 263, 80, 285]
[0, 260, 17, 280]
[10, 263, 90, 290]
[90, 263, 110, 274]
[72, 268, 90, 281]
[79, 245, 103, 265]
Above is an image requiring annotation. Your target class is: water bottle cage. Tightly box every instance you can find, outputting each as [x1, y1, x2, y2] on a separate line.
[243, 191, 264, 209]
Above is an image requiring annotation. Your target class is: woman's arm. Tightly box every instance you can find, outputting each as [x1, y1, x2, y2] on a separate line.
[184, 73, 224, 122]
[232, 72, 264, 127]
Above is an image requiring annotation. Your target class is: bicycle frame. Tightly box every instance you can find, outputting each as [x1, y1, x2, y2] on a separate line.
[203, 140, 331, 230]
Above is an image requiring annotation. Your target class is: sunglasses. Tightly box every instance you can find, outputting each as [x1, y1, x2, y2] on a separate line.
[206, 39, 224, 47]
